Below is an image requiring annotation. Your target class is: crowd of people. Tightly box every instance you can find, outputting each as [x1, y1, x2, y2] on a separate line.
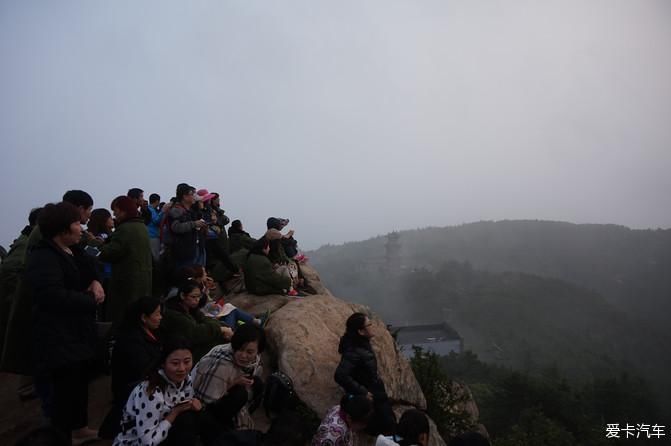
[0, 184, 488, 446]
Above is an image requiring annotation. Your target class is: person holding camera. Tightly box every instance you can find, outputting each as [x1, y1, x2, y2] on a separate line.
[164, 183, 208, 269]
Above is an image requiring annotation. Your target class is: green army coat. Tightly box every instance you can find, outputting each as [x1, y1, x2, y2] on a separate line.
[0, 231, 30, 359]
[99, 217, 152, 323]
[161, 300, 226, 361]
[243, 253, 291, 296]
[0, 226, 42, 374]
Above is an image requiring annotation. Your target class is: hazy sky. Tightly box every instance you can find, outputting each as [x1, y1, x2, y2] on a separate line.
[2, 0, 670, 250]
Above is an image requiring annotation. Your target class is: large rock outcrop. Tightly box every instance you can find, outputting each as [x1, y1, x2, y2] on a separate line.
[229, 263, 473, 445]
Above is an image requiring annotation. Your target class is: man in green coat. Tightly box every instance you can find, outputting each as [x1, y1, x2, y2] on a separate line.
[99, 196, 152, 323]
[243, 239, 291, 296]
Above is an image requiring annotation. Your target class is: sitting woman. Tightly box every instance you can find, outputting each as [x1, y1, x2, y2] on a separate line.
[99, 297, 163, 439]
[228, 220, 256, 254]
[166, 266, 264, 329]
[113, 338, 204, 446]
[311, 394, 373, 446]
[243, 238, 291, 296]
[99, 196, 153, 323]
[334, 313, 397, 436]
[192, 324, 265, 430]
[161, 280, 232, 361]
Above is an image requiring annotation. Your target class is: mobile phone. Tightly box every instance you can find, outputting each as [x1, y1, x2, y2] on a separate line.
[84, 245, 101, 257]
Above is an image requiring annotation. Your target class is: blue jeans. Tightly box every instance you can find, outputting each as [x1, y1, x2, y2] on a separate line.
[219, 308, 255, 328]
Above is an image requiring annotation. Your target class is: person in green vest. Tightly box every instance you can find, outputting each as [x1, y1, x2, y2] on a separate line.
[98, 196, 153, 324]
[243, 238, 292, 296]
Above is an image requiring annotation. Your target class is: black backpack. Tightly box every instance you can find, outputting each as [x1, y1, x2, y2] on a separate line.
[263, 371, 297, 417]
[281, 237, 299, 259]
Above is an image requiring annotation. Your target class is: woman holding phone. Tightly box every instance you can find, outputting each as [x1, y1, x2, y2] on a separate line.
[113, 337, 203, 446]
[192, 324, 265, 429]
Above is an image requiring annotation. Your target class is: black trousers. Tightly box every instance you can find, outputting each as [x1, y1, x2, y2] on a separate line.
[50, 361, 89, 440]
[366, 395, 397, 436]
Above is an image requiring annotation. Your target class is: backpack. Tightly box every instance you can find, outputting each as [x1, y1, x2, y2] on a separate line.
[263, 371, 298, 417]
[281, 237, 299, 258]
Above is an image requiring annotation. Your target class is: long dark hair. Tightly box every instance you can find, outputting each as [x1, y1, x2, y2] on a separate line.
[87, 208, 112, 237]
[178, 280, 200, 298]
[338, 312, 369, 353]
[146, 337, 192, 396]
[339, 394, 373, 423]
[397, 409, 429, 446]
[120, 296, 161, 331]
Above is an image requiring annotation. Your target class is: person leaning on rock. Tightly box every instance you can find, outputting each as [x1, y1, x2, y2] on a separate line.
[334, 312, 397, 436]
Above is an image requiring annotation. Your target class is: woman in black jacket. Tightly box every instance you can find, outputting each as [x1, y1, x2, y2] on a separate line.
[99, 296, 163, 439]
[25, 202, 105, 444]
[334, 312, 397, 436]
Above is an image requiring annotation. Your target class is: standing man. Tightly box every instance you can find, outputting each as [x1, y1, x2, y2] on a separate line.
[127, 188, 151, 225]
[165, 183, 207, 269]
[146, 193, 165, 262]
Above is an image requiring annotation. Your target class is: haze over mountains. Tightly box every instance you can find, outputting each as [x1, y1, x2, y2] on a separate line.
[308, 219, 671, 415]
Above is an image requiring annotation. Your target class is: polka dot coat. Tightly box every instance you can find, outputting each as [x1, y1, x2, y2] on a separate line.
[113, 370, 194, 446]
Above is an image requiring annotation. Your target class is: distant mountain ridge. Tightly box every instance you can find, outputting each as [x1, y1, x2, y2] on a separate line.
[309, 220, 671, 327]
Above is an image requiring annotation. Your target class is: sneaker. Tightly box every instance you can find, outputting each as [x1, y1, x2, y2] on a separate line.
[287, 289, 298, 297]
[259, 309, 271, 328]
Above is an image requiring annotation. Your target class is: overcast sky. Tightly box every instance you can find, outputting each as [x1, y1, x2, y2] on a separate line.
[1, 0, 670, 250]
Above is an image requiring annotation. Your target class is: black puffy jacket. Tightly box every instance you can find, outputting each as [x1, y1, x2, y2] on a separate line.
[111, 326, 161, 403]
[24, 239, 98, 372]
[334, 335, 388, 399]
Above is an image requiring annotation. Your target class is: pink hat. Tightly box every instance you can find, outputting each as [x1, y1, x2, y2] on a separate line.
[196, 189, 217, 202]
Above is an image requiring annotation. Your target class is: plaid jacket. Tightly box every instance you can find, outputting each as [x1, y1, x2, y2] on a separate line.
[192, 343, 261, 405]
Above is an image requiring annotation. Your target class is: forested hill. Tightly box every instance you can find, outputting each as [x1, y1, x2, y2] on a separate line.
[309, 220, 671, 328]
[307, 220, 671, 416]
